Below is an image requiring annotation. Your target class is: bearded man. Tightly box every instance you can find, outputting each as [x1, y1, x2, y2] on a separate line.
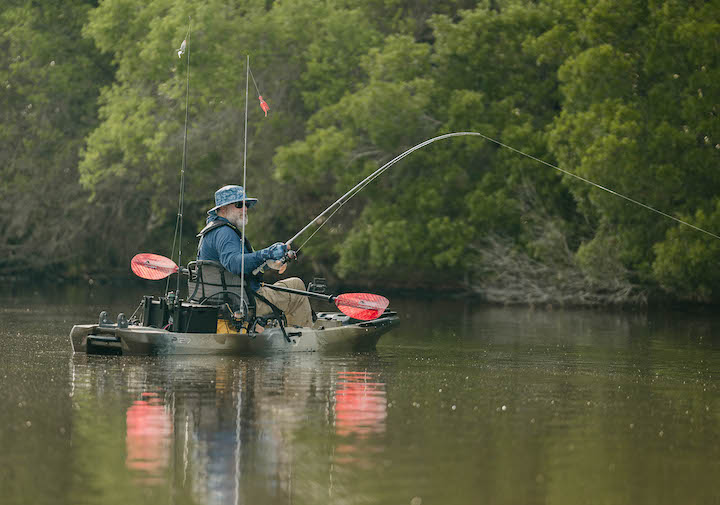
[197, 185, 313, 327]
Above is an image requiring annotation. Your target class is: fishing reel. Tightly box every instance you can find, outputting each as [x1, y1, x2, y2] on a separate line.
[284, 249, 298, 263]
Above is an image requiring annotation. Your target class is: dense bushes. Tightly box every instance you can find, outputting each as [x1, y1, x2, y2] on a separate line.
[2, 0, 719, 303]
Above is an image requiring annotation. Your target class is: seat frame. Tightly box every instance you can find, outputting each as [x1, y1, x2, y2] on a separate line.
[187, 260, 291, 340]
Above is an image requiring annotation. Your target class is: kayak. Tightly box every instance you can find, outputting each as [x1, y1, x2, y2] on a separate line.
[71, 260, 399, 356]
[70, 308, 399, 356]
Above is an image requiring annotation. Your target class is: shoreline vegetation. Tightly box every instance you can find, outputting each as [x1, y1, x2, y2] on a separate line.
[3, 269, 713, 311]
[5, 273, 719, 314]
[2, 0, 719, 307]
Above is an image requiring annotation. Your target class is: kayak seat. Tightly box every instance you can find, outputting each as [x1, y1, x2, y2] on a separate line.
[186, 260, 256, 318]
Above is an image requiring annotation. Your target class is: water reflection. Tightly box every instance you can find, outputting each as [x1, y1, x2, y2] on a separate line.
[69, 354, 392, 505]
[334, 371, 387, 438]
[125, 392, 172, 483]
[333, 371, 387, 471]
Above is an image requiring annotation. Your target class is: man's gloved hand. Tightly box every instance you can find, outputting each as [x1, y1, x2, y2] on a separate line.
[267, 259, 288, 274]
[260, 242, 288, 261]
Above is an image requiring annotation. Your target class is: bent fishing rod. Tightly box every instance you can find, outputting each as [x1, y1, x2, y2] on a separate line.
[253, 132, 481, 274]
[255, 130, 720, 274]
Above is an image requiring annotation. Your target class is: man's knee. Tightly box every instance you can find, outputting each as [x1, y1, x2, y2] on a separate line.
[282, 277, 306, 291]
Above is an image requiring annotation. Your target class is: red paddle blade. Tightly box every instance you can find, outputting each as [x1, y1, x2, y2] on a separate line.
[335, 293, 390, 321]
[131, 253, 179, 280]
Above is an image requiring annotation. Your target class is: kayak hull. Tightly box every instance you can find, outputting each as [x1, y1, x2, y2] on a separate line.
[70, 311, 399, 356]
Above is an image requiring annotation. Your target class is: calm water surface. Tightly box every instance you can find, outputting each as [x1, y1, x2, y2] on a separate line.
[0, 283, 718, 505]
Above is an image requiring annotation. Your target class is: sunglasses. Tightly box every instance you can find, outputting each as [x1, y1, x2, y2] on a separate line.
[234, 202, 247, 209]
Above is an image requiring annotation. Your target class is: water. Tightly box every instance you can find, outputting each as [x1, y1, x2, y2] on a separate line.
[1, 284, 718, 505]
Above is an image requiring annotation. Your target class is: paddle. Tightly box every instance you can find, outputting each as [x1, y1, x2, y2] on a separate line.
[334, 293, 390, 321]
[131, 253, 179, 280]
[259, 283, 389, 321]
[130, 254, 390, 321]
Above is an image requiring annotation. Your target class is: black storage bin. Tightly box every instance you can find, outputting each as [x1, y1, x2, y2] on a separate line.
[176, 303, 218, 333]
[142, 297, 218, 333]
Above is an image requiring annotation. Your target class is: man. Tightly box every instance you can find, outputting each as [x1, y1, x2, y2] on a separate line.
[197, 185, 313, 327]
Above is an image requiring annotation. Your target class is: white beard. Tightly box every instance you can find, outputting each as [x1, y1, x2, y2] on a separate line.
[228, 213, 248, 229]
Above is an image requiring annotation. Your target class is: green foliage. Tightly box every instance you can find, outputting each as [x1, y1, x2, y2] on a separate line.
[575, 225, 629, 284]
[0, 0, 113, 273]
[548, 0, 720, 292]
[559, 45, 636, 109]
[277, 0, 572, 284]
[3, 0, 720, 304]
[299, 7, 382, 110]
[653, 201, 720, 301]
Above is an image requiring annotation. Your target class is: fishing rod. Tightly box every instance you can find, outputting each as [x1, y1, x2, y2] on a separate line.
[294, 131, 720, 246]
[238, 54, 250, 317]
[254, 130, 720, 274]
[252, 132, 481, 275]
[167, 18, 192, 300]
[288, 132, 481, 248]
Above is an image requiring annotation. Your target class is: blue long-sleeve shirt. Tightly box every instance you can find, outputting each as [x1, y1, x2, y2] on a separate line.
[197, 216, 264, 292]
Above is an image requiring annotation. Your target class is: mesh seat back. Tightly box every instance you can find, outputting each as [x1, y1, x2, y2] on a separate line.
[187, 260, 254, 312]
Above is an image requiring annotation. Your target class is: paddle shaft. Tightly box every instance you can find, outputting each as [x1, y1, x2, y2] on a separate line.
[259, 282, 336, 302]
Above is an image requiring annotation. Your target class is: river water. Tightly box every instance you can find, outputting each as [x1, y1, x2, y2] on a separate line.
[0, 283, 718, 505]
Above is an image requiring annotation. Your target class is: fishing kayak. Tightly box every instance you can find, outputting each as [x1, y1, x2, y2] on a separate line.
[70, 309, 399, 356]
[72, 259, 398, 356]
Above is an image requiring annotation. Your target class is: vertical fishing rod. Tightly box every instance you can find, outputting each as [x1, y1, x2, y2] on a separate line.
[176, 25, 190, 301]
[167, 18, 191, 300]
[239, 55, 250, 316]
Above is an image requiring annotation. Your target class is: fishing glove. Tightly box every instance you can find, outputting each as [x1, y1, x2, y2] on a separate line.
[260, 242, 288, 261]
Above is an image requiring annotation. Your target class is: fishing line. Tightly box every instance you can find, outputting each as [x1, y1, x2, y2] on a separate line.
[295, 201, 346, 252]
[295, 152, 398, 251]
[248, 65, 261, 97]
[472, 131, 720, 241]
[295, 152, 410, 252]
[290, 131, 720, 249]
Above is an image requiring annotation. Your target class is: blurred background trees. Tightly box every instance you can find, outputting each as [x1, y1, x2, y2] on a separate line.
[1, 0, 718, 304]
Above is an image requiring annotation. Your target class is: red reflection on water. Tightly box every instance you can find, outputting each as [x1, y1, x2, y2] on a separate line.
[334, 371, 387, 438]
[126, 392, 172, 481]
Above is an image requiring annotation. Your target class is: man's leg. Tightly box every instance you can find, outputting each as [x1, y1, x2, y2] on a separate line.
[255, 277, 313, 327]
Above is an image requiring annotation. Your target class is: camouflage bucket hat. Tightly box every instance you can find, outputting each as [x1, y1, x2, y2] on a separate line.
[208, 185, 258, 214]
